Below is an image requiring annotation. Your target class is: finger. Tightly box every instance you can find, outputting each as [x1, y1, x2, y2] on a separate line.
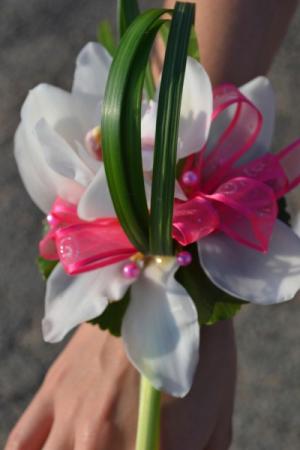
[74, 421, 119, 450]
[5, 390, 53, 450]
[42, 420, 73, 450]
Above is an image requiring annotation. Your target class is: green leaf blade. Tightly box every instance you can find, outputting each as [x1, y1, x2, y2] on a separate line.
[89, 290, 131, 336]
[175, 244, 246, 325]
[102, 9, 167, 252]
[37, 256, 58, 280]
[118, 0, 140, 38]
[97, 20, 117, 56]
[150, 2, 195, 255]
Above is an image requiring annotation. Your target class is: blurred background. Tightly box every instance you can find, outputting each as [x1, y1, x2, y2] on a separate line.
[0, 1, 300, 448]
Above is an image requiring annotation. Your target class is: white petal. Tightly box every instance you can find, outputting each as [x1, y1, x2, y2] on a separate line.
[35, 119, 93, 186]
[177, 57, 213, 158]
[72, 42, 112, 98]
[141, 100, 157, 149]
[74, 140, 101, 174]
[153, 58, 213, 160]
[198, 220, 300, 305]
[21, 84, 99, 145]
[16, 83, 101, 210]
[174, 181, 187, 201]
[239, 76, 275, 162]
[122, 258, 199, 397]
[14, 124, 58, 212]
[14, 123, 84, 213]
[77, 165, 116, 220]
[43, 262, 131, 343]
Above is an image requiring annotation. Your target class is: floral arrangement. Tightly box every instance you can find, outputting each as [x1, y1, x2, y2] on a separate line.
[15, 0, 300, 448]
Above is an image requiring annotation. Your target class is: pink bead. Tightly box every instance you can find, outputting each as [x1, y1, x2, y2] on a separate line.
[181, 170, 199, 187]
[47, 213, 59, 227]
[176, 251, 192, 266]
[122, 262, 141, 279]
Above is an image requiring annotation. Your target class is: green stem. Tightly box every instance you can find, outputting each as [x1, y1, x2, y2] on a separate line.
[135, 376, 161, 450]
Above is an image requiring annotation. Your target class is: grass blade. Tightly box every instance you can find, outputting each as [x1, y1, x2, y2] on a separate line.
[118, 0, 140, 38]
[102, 9, 167, 252]
[150, 2, 195, 254]
[97, 20, 117, 56]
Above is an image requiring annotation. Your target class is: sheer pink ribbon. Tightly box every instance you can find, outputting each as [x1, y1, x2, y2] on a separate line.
[40, 198, 136, 275]
[174, 86, 300, 252]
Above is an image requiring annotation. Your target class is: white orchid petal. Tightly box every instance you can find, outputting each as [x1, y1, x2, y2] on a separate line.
[14, 123, 84, 212]
[239, 76, 275, 162]
[72, 42, 112, 98]
[21, 84, 99, 144]
[198, 221, 300, 305]
[141, 100, 157, 147]
[174, 181, 187, 201]
[122, 258, 199, 397]
[43, 262, 131, 343]
[142, 149, 154, 172]
[74, 141, 101, 174]
[14, 124, 57, 212]
[35, 119, 94, 187]
[77, 165, 116, 220]
[177, 57, 213, 158]
[149, 59, 212, 160]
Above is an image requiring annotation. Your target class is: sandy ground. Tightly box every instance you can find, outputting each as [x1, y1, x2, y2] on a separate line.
[1, 1, 300, 448]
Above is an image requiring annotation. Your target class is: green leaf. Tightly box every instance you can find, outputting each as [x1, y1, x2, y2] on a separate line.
[175, 244, 246, 325]
[117, 0, 156, 99]
[144, 63, 156, 100]
[102, 9, 167, 252]
[150, 2, 195, 255]
[118, 0, 140, 38]
[89, 290, 131, 336]
[37, 256, 58, 280]
[160, 22, 200, 61]
[159, 21, 170, 45]
[206, 302, 241, 325]
[187, 26, 200, 60]
[278, 197, 291, 226]
[97, 20, 117, 56]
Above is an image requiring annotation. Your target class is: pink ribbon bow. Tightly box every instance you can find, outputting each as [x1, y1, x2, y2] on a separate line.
[173, 85, 300, 252]
[40, 198, 136, 275]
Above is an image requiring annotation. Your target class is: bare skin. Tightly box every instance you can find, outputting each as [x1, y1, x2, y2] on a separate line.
[158, 0, 298, 87]
[5, 322, 236, 450]
[5, 0, 298, 449]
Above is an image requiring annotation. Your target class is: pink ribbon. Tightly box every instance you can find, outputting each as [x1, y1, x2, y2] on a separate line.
[174, 86, 300, 252]
[173, 177, 278, 251]
[40, 86, 300, 275]
[40, 198, 135, 275]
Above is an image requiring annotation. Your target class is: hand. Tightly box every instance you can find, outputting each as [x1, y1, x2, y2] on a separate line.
[5, 324, 139, 450]
[5, 320, 236, 450]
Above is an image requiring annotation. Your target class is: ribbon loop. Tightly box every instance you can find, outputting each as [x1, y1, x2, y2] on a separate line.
[40, 198, 135, 275]
[207, 177, 278, 251]
[172, 196, 219, 245]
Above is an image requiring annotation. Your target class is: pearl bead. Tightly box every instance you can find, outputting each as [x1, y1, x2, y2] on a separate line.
[176, 251, 192, 266]
[122, 261, 141, 279]
[181, 170, 199, 187]
[47, 213, 59, 227]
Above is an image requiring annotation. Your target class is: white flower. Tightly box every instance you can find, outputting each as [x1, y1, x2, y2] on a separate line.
[15, 41, 300, 397]
[15, 42, 206, 397]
